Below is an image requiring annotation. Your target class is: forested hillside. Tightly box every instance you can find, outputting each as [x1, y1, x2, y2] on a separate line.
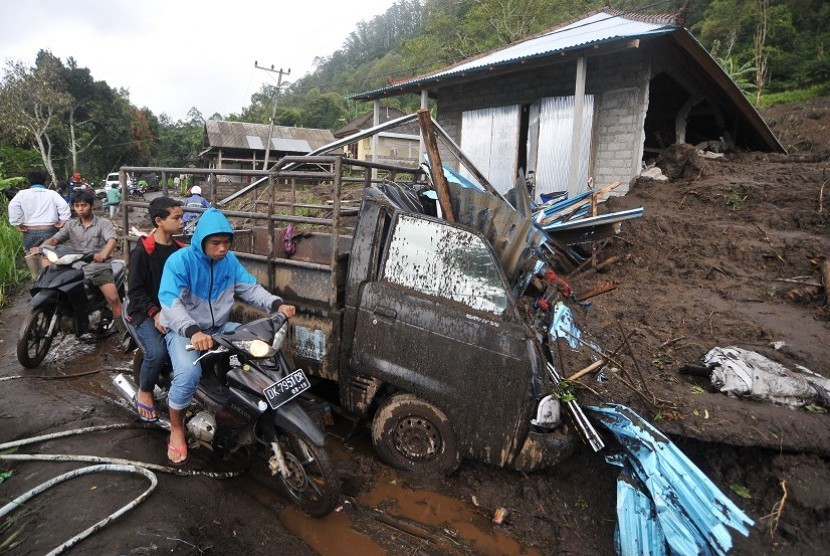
[240, 0, 830, 127]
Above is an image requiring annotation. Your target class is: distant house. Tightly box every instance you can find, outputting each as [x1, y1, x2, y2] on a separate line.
[333, 106, 420, 167]
[351, 8, 784, 201]
[200, 120, 336, 184]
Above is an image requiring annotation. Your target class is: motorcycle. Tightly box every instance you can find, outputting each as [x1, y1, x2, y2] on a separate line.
[17, 246, 126, 368]
[127, 181, 146, 200]
[113, 308, 340, 517]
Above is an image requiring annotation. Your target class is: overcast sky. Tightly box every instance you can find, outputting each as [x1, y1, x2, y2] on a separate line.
[0, 0, 397, 121]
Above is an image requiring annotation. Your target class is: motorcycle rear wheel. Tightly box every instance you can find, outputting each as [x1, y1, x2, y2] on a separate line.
[268, 431, 339, 517]
[17, 305, 58, 368]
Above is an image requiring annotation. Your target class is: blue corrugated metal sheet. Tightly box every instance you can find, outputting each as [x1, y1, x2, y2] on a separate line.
[588, 404, 754, 556]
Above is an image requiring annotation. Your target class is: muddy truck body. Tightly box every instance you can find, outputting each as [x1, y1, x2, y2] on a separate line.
[118, 158, 575, 474]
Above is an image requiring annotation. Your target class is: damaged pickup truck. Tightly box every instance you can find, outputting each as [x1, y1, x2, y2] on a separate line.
[298, 183, 574, 474]
[120, 152, 578, 475]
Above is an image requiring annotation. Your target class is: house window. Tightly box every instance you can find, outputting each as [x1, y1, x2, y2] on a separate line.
[381, 214, 508, 315]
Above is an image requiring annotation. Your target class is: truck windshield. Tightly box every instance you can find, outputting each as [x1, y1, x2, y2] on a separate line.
[382, 214, 508, 314]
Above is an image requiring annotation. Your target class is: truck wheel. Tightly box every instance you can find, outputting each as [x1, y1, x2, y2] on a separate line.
[371, 393, 460, 475]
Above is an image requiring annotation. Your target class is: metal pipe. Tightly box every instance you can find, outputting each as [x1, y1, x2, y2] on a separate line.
[545, 360, 604, 452]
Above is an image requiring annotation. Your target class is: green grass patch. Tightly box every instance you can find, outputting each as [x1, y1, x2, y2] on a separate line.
[756, 85, 830, 109]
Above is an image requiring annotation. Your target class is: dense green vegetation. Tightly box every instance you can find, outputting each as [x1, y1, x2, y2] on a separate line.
[0, 168, 27, 306]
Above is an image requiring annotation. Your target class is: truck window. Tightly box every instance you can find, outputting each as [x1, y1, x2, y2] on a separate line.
[381, 214, 508, 314]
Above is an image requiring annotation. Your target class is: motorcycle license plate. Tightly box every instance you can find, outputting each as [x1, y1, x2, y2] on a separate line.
[263, 369, 311, 410]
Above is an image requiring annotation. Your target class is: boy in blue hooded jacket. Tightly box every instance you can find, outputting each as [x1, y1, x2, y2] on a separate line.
[159, 207, 294, 465]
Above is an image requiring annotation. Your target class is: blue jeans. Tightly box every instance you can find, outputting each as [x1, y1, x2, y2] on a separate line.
[135, 318, 169, 393]
[165, 322, 238, 410]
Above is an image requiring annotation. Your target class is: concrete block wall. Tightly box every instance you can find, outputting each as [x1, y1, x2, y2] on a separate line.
[589, 50, 650, 194]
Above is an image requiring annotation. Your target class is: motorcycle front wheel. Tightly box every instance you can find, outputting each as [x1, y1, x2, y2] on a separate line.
[267, 431, 339, 517]
[17, 305, 58, 368]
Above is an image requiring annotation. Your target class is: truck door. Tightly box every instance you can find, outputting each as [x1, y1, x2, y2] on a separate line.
[350, 213, 533, 466]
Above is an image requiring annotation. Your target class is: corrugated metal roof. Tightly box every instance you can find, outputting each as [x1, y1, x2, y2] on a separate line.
[272, 137, 311, 152]
[353, 10, 676, 98]
[205, 120, 335, 152]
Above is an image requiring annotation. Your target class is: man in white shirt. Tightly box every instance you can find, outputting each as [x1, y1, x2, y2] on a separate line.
[8, 170, 71, 252]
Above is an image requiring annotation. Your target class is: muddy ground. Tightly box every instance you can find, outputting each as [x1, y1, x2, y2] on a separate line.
[1, 97, 830, 555]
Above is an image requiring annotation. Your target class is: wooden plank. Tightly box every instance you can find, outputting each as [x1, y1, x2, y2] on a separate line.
[417, 109, 455, 222]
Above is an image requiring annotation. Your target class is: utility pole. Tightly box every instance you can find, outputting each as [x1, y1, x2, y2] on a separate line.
[254, 62, 291, 171]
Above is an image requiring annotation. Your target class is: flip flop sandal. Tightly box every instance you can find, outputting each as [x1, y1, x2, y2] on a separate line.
[133, 396, 159, 423]
[167, 442, 189, 467]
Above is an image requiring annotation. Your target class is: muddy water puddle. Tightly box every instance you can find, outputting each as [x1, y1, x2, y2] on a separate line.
[238, 472, 536, 555]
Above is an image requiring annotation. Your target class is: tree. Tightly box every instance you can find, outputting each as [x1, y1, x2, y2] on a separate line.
[155, 114, 202, 168]
[0, 55, 72, 185]
[56, 54, 137, 179]
[753, 0, 770, 103]
[301, 90, 347, 129]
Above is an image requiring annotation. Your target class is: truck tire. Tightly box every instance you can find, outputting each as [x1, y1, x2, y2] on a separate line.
[371, 393, 460, 476]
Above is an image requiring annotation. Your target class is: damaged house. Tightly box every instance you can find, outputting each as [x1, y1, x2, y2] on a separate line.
[351, 8, 785, 201]
[200, 120, 335, 186]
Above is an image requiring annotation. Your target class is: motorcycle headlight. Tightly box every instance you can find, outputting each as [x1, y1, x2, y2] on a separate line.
[232, 339, 274, 358]
[43, 248, 59, 263]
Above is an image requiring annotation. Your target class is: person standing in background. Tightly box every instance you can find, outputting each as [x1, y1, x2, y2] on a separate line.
[66, 171, 84, 203]
[106, 183, 122, 219]
[8, 170, 71, 279]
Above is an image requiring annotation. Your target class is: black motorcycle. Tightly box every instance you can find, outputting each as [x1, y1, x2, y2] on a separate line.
[17, 246, 125, 368]
[127, 181, 145, 200]
[114, 309, 340, 517]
